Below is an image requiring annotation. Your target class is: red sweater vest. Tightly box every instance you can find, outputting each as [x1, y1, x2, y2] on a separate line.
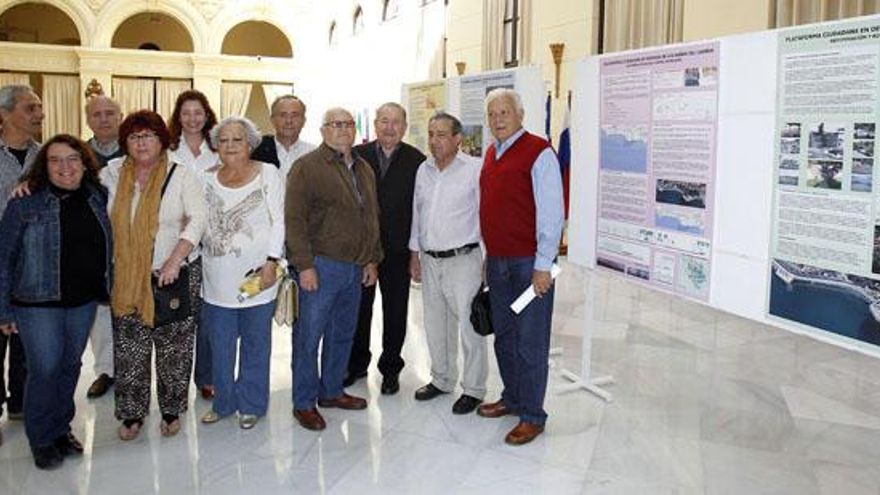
[480, 132, 550, 257]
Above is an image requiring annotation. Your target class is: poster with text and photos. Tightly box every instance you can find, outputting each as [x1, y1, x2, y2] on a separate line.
[459, 72, 515, 158]
[405, 81, 447, 155]
[769, 18, 880, 347]
[595, 42, 720, 301]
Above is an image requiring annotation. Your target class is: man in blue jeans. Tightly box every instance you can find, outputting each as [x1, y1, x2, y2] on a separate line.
[477, 88, 564, 445]
[285, 107, 382, 431]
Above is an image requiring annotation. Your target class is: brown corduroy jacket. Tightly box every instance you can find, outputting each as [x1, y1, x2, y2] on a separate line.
[284, 143, 383, 272]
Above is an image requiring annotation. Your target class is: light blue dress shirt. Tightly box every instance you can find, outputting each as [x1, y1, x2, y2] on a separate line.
[493, 128, 564, 271]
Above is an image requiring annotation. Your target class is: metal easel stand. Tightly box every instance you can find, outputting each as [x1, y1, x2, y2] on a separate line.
[553, 267, 614, 402]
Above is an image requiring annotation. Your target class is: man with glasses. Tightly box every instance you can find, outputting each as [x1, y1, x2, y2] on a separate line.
[285, 107, 382, 431]
[251, 95, 315, 178]
[0, 84, 43, 443]
[347, 102, 425, 395]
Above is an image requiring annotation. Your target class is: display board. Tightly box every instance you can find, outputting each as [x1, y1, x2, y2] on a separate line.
[402, 80, 447, 154]
[445, 66, 546, 159]
[594, 42, 720, 301]
[768, 17, 880, 347]
[457, 71, 516, 157]
[570, 15, 880, 357]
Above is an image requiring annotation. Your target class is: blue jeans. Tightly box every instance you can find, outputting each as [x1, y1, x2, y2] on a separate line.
[486, 256, 554, 426]
[14, 302, 96, 448]
[191, 260, 211, 389]
[202, 301, 274, 417]
[292, 256, 362, 410]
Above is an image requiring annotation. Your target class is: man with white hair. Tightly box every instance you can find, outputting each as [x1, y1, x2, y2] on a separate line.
[83, 93, 123, 399]
[0, 84, 43, 441]
[347, 102, 425, 396]
[285, 107, 382, 431]
[84, 94, 124, 169]
[477, 88, 563, 445]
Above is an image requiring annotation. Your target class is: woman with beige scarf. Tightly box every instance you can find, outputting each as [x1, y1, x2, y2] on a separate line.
[101, 110, 206, 441]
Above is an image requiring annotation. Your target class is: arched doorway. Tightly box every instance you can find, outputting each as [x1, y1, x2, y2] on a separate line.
[221, 21, 292, 58]
[112, 12, 194, 52]
[0, 2, 80, 45]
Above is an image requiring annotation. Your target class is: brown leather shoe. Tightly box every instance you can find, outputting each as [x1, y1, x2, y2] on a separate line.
[200, 385, 215, 400]
[317, 393, 367, 410]
[504, 421, 544, 445]
[87, 374, 114, 399]
[293, 408, 326, 431]
[477, 399, 511, 418]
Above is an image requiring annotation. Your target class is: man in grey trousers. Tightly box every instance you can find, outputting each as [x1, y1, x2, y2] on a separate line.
[408, 111, 487, 414]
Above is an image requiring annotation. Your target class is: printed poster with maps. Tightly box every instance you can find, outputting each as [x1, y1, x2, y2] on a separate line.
[595, 42, 720, 301]
[769, 17, 880, 347]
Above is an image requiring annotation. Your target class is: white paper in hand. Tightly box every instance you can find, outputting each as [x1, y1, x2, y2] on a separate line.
[510, 264, 562, 314]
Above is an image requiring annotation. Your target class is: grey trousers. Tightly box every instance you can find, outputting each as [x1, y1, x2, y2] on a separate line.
[89, 304, 113, 377]
[420, 249, 487, 399]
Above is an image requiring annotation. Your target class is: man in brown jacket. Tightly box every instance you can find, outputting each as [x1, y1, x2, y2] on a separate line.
[285, 107, 382, 431]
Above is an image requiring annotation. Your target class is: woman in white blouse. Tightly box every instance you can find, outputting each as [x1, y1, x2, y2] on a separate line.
[199, 117, 284, 430]
[167, 89, 219, 401]
[101, 110, 207, 441]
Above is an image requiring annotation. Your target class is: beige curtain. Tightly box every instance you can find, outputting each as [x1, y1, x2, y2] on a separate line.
[112, 78, 155, 116]
[42, 75, 80, 139]
[482, 0, 505, 69]
[156, 79, 192, 123]
[520, 0, 532, 65]
[261, 83, 293, 115]
[221, 82, 253, 119]
[603, 0, 684, 53]
[0, 73, 30, 88]
[775, 0, 879, 27]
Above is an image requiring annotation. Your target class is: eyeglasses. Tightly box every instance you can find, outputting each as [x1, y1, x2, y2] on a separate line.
[127, 132, 159, 143]
[323, 120, 356, 130]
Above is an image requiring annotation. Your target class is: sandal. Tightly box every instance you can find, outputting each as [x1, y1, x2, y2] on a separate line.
[160, 419, 181, 437]
[201, 410, 221, 424]
[118, 419, 143, 441]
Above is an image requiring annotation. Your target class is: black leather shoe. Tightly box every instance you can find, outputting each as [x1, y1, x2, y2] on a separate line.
[33, 445, 63, 470]
[87, 373, 114, 398]
[54, 433, 84, 456]
[414, 383, 447, 401]
[381, 374, 400, 395]
[343, 370, 367, 388]
[452, 395, 482, 415]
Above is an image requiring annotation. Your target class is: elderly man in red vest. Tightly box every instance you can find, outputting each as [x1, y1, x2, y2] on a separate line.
[477, 88, 564, 445]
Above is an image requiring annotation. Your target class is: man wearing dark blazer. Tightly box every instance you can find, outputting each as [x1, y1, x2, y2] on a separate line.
[250, 95, 315, 178]
[346, 102, 425, 395]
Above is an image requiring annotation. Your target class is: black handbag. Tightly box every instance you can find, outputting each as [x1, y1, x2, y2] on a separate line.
[152, 263, 191, 327]
[470, 284, 493, 336]
[150, 163, 189, 328]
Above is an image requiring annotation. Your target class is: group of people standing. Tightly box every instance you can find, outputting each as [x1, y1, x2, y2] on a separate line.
[0, 81, 563, 471]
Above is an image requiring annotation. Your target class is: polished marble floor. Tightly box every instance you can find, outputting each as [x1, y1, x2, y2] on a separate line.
[2, 259, 880, 494]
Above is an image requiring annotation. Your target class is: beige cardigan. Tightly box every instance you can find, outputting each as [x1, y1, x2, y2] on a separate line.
[101, 151, 207, 270]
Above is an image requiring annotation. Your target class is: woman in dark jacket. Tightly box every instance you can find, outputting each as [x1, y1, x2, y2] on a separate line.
[0, 134, 112, 470]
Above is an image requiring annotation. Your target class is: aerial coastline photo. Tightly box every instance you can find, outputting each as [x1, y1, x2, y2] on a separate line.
[770, 258, 880, 346]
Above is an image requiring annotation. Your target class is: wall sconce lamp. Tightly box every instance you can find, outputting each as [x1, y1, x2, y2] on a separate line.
[550, 43, 565, 98]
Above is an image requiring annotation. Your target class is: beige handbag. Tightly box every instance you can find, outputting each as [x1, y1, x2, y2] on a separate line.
[273, 273, 299, 327]
[257, 167, 298, 327]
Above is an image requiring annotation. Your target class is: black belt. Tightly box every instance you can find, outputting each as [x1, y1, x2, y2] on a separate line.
[425, 243, 479, 259]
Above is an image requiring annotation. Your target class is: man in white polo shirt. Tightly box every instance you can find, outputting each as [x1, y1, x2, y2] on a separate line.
[251, 94, 316, 178]
[409, 111, 487, 415]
